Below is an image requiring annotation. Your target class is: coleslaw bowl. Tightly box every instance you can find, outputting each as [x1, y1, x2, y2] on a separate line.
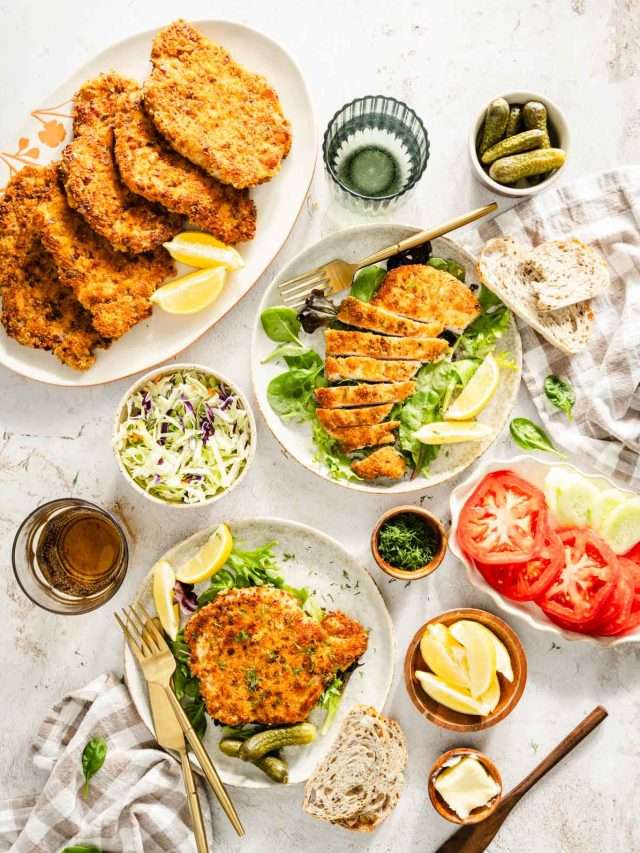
[112, 363, 257, 508]
[449, 455, 640, 647]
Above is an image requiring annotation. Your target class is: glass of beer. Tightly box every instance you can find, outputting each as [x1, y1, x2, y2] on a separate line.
[12, 498, 129, 614]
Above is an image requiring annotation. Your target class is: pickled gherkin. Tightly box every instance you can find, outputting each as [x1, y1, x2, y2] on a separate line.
[523, 101, 550, 148]
[478, 98, 510, 154]
[489, 148, 566, 184]
[481, 129, 546, 165]
[505, 106, 522, 137]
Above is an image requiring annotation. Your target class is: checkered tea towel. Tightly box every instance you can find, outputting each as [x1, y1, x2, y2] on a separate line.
[0, 672, 211, 853]
[459, 166, 640, 488]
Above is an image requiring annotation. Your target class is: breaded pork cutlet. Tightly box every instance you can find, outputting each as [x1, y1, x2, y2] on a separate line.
[314, 381, 415, 409]
[337, 296, 443, 337]
[316, 404, 394, 430]
[0, 166, 103, 370]
[144, 20, 292, 189]
[351, 447, 407, 481]
[114, 89, 257, 244]
[372, 265, 480, 331]
[325, 356, 419, 383]
[325, 330, 450, 361]
[61, 74, 181, 253]
[36, 178, 175, 340]
[184, 586, 367, 726]
[324, 421, 400, 452]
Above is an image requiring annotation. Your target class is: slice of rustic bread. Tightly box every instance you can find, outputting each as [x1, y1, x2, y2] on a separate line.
[524, 239, 610, 312]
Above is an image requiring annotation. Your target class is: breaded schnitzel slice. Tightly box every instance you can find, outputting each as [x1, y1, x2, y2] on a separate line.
[372, 264, 480, 331]
[337, 296, 443, 337]
[144, 20, 292, 189]
[324, 421, 400, 452]
[184, 586, 367, 726]
[37, 179, 175, 340]
[351, 448, 407, 481]
[0, 165, 102, 370]
[316, 404, 394, 430]
[72, 72, 138, 134]
[114, 89, 256, 244]
[315, 382, 415, 409]
[325, 330, 450, 361]
[325, 356, 419, 383]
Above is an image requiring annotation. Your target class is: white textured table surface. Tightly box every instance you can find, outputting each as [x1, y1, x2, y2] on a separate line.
[1, 1, 639, 851]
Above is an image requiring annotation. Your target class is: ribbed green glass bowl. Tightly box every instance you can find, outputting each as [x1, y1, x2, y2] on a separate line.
[322, 95, 429, 214]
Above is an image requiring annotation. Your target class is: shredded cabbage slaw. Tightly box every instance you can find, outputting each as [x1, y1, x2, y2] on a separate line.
[115, 370, 252, 504]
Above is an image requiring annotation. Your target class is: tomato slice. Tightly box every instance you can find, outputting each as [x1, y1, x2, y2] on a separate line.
[473, 527, 563, 601]
[537, 528, 619, 631]
[605, 558, 640, 636]
[457, 470, 548, 565]
[593, 559, 634, 636]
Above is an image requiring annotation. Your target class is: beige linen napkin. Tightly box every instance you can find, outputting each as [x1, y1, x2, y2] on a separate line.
[0, 672, 211, 852]
[459, 166, 640, 487]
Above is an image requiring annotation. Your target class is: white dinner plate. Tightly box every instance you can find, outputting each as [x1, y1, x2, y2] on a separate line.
[0, 20, 316, 386]
[124, 517, 395, 787]
[449, 454, 640, 646]
[251, 225, 522, 493]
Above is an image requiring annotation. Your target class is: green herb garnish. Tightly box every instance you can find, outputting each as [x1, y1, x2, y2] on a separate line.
[377, 513, 438, 570]
[81, 736, 107, 800]
[245, 668, 259, 691]
[544, 374, 575, 421]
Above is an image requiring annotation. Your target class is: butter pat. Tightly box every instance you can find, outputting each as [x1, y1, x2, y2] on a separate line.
[434, 756, 500, 820]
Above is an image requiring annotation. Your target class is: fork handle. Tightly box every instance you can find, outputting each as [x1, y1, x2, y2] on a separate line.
[355, 202, 497, 269]
[178, 747, 210, 853]
[164, 687, 245, 837]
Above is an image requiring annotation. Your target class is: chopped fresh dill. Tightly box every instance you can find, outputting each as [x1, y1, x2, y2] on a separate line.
[377, 512, 438, 570]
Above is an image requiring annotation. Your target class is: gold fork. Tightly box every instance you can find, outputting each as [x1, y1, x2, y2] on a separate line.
[277, 202, 497, 309]
[116, 603, 245, 837]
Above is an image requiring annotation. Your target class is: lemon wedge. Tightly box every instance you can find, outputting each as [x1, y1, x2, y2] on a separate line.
[478, 672, 501, 713]
[163, 232, 245, 271]
[175, 523, 233, 584]
[151, 267, 227, 314]
[446, 620, 496, 698]
[419, 623, 470, 690]
[415, 671, 491, 716]
[451, 621, 514, 683]
[153, 559, 180, 641]
[414, 421, 494, 445]
[446, 355, 500, 420]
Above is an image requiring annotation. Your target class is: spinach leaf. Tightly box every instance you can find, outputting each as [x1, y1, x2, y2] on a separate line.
[284, 349, 324, 370]
[350, 265, 386, 302]
[509, 417, 566, 457]
[427, 257, 466, 281]
[81, 737, 107, 799]
[456, 305, 511, 358]
[477, 283, 504, 312]
[61, 846, 102, 853]
[260, 306, 302, 343]
[544, 375, 576, 421]
[267, 362, 325, 423]
[311, 419, 359, 481]
[168, 631, 207, 738]
[261, 342, 308, 364]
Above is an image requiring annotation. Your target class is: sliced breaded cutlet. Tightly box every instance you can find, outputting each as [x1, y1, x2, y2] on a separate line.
[372, 264, 480, 331]
[0, 165, 103, 371]
[326, 330, 450, 361]
[144, 20, 291, 189]
[326, 421, 400, 452]
[114, 89, 257, 244]
[316, 404, 394, 430]
[325, 356, 419, 383]
[315, 381, 414, 409]
[61, 73, 181, 254]
[337, 296, 443, 337]
[36, 178, 175, 340]
[351, 447, 407, 480]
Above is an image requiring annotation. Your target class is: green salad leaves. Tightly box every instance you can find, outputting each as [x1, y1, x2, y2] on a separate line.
[544, 374, 576, 421]
[350, 265, 386, 302]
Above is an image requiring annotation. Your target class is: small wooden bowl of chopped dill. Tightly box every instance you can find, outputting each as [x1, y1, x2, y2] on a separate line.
[371, 506, 447, 580]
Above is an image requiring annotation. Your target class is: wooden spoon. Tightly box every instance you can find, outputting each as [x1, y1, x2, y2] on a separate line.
[435, 705, 608, 853]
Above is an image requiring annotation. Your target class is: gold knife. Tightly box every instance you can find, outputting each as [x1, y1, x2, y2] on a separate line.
[146, 646, 209, 852]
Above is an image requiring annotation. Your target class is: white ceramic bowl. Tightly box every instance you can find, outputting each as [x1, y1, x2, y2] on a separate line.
[113, 363, 257, 508]
[468, 91, 570, 198]
[449, 454, 640, 647]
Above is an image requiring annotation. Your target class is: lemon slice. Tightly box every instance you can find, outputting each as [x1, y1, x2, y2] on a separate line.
[414, 421, 494, 445]
[415, 671, 490, 716]
[446, 355, 500, 420]
[153, 559, 180, 641]
[175, 523, 233, 584]
[163, 232, 245, 270]
[446, 620, 496, 698]
[419, 623, 470, 689]
[151, 266, 227, 314]
[478, 672, 501, 713]
[451, 620, 513, 682]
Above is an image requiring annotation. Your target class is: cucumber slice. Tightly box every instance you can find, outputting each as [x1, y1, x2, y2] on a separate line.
[543, 467, 565, 521]
[554, 472, 602, 528]
[601, 497, 640, 554]
[596, 489, 627, 532]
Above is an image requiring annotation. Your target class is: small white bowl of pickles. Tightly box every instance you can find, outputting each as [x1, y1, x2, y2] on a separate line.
[469, 91, 569, 197]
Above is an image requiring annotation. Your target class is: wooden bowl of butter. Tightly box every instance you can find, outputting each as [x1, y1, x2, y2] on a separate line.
[428, 747, 502, 824]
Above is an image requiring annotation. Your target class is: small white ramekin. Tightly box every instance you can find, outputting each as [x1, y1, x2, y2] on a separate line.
[112, 362, 257, 508]
[468, 91, 570, 198]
